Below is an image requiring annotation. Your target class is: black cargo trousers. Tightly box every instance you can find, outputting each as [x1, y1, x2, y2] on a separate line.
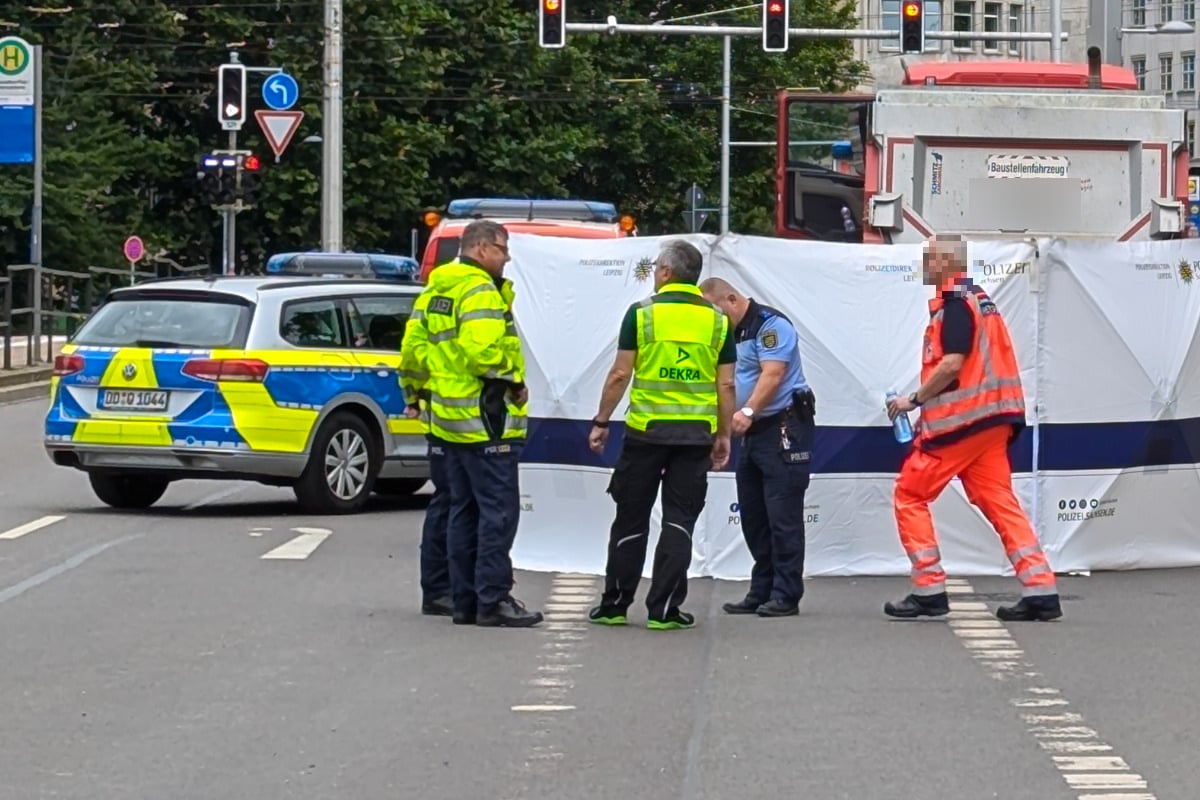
[597, 437, 712, 620]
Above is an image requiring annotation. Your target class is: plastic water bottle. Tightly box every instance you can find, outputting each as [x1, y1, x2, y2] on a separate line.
[886, 390, 914, 444]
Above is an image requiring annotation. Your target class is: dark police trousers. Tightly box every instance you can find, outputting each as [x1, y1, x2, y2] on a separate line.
[420, 440, 452, 602]
[599, 438, 711, 619]
[444, 440, 523, 615]
[736, 397, 814, 606]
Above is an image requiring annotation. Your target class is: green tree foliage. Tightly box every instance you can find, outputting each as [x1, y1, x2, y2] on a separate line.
[0, 0, 866, 273]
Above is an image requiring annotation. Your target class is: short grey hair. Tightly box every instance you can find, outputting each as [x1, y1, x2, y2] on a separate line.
[460, 219, 508, 253]
[657, 240, 703, 284]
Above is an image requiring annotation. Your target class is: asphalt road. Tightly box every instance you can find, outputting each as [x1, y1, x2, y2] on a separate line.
[1, 395, 1197, 800]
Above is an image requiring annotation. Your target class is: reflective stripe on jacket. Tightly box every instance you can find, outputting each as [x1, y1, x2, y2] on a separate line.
[399, 288, 434, 434]
[918, 279, 1026, 444]
[421, 259, 527, 444]
[626, 282, 728, 435]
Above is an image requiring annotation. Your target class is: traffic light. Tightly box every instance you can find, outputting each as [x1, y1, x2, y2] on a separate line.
[238, 153, 262, 207]
[197, 152, 239, 207]
[763, 0, 789, 52]
[217, 63, 247, 129]
[539, 0, 565, 49]
[901, 0, 925, 53]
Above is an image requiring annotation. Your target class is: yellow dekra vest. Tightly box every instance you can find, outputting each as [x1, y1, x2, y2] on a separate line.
[626, 283, 728, 436]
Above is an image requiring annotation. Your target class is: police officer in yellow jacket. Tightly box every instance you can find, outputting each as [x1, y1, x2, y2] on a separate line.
[418, 220, 542, 628]
[587, 240, 737, 630]
[399, 283, 454, 618]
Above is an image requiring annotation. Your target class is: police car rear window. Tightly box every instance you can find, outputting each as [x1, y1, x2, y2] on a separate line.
[72, 296, 251, 349]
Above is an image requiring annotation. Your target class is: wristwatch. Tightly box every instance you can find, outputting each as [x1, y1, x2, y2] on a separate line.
[738, 407, 754, 419]
[592, 418, 609, 429]
[909, 391, 922, 406]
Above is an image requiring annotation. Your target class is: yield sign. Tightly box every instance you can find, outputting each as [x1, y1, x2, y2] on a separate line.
[255, 109, 304, 159]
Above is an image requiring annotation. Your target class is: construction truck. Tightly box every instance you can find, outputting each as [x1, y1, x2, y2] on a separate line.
[775, 53, 1193, 244]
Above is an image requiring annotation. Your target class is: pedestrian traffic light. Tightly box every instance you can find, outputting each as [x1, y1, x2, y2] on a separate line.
[539, 0, 566, 49]
[217, 63, 247, 129]
[763, 0, 789, 52]
[901, 0, 925, 53]
[197, 151, 240, 207]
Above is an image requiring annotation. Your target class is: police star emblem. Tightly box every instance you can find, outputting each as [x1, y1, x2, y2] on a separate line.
[634, 257, 654, 282]
[1178, 258, 1194, 285]
[760, 329, 778, 349]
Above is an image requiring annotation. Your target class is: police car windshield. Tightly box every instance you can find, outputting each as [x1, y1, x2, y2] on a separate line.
[73, 296, 251, 349]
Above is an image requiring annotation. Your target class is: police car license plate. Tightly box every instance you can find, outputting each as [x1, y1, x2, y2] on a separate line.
[100, 389, 169, 412]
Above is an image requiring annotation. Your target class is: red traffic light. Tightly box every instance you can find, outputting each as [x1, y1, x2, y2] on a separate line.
[768, 0, 784, 11]
[903, 1, 921, 16]
[243, 154, 261, 171]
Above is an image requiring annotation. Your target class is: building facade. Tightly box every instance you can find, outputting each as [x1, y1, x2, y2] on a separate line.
[1120, 1, 1198, 154]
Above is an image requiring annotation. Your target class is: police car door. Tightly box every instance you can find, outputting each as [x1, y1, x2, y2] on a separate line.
[344, 294, 424, 461]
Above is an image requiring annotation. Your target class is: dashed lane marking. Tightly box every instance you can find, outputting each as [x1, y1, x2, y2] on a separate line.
[260, 527, 332, 560]
[0, 515, 66, 540]
[510, 572, 598, 777]
[943, 578, 1158, 799]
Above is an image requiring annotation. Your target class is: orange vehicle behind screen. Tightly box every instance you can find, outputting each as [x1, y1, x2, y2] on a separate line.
[419, 198, 636, 282]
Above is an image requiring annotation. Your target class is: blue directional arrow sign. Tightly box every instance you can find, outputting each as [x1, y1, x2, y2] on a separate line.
[262, 72, 299, 111]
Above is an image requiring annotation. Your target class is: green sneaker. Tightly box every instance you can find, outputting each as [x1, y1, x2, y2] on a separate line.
[646, 609, 695, 630]
[588, 605, 627, 626]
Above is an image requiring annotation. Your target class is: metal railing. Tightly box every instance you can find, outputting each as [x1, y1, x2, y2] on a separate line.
[1, 261, 212, 371]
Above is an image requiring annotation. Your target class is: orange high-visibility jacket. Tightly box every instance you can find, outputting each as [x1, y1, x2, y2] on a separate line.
[917, 278, 1027, 446]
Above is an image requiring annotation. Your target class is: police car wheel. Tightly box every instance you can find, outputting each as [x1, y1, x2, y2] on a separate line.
[87, 471, 169, 510]
[294, 412, 379, 514]
[374, 478, 427, 496]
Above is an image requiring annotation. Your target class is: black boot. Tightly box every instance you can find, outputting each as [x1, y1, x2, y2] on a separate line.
[756, 599, 800, 618]
[421, 596, 453, 617]
[477, 596, 544, 628]
[996, 595, 1062, 622]
[722, 595, 765, 615]
[884, 592, 950, 619]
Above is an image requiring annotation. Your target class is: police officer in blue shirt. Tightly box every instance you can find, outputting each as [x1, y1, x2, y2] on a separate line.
[700, 277, 816, 617]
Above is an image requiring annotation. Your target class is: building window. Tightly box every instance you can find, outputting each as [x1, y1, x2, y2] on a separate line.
[953, 0, 975, 49]
[1132, 57, 1146, 89]
[1008, 4, 1022, 54]
[1185, 0, 1195, 21]
[1133, 0, 1147, 25]
[880, 0, 943, 51]
[1189, 119, 1196, 156]
[1160, 54, 1174, 91]
[1184, 52, 1196, 90]
[1160, 0, 1175, 22]
[983, 2, 1003, 50]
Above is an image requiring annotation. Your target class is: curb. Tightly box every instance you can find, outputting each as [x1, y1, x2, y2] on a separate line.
[0, 380, 50, 406]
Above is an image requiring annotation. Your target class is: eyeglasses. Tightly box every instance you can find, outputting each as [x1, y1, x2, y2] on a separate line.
[490, 241, 510, 256]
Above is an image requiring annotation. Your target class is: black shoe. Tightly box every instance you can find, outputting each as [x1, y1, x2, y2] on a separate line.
[996, 595, 1062, 622]
[884, 592, 950, 619]
[588, 604, 628, 626]
[452, 610, 477, 625]
[477, 597, 544, 628]
[421, 596, 453, 617]
[756, 599, 800, 618]
[647, 608, 695, 630]
[722, 596, 766, 615]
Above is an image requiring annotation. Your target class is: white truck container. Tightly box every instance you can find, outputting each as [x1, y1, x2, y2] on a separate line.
[775, 54, 1193, 244]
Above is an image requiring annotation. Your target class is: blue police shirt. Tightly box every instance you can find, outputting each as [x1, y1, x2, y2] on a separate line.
[734, 299, 809, 416]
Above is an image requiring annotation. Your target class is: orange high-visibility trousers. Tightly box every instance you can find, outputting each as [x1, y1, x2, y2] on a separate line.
[893, 424, 1057, 598]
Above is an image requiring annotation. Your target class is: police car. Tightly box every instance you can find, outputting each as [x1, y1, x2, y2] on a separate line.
[43, 252, 430, 514]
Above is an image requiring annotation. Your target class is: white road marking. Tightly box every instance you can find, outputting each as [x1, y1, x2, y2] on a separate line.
[0, 515, 65, 540]
[260, 527, 332, 560]
[511, 704, 576, 712]
[947, 581, 1158, 799]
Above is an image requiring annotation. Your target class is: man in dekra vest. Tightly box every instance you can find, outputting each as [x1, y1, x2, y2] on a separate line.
[587, 240, 736, 630]
[418, 219, 542, 628]
[884, 234, 1062, 622]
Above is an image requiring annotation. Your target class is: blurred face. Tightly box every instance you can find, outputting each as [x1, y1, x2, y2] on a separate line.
[477, 235, 510, 277]
[703, 289, 737, 319]
[922, 240, 961, 287]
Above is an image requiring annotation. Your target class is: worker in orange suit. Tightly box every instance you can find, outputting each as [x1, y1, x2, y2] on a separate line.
[884, 234, 1062, 623]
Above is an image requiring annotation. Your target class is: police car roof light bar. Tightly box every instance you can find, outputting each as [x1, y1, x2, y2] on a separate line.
[265, 252, 421, 282]
[445, 197, 619, 224]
